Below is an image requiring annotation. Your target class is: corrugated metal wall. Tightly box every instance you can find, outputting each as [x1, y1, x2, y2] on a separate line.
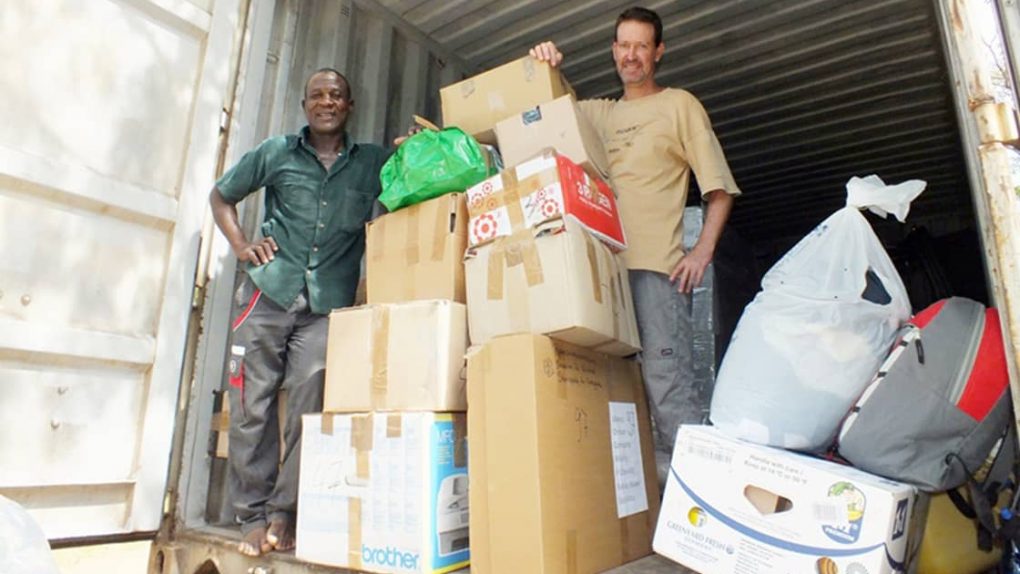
[374, 0, 974, 249]
[254, 0, 466, 149]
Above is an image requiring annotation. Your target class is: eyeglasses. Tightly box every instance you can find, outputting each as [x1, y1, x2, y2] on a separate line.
[615, 41, 653, 53]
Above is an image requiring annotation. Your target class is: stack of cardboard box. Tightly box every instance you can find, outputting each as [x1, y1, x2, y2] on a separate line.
[294, 193, 471, 573]
[441, 56, 929, 574]
[443, 56, 661, 574]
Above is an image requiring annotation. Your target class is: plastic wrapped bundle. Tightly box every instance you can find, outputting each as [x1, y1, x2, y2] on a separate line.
[683, 206, 717, 420]
[710, 176, 924, 451]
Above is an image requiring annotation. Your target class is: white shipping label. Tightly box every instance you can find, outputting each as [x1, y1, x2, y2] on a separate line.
[609, 402, 648, 518]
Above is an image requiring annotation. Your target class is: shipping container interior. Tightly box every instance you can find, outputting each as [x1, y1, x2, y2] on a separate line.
[176, 0, 997, 566]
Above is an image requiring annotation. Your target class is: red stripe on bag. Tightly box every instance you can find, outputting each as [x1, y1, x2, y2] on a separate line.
[956, 309, 1009, 420]
[229, 363, 244, 389]
[910, 299, 947, 329]
[232, 288, 262, 332]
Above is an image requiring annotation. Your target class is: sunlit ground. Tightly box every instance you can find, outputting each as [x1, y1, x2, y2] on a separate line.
[52, 541, 150, 574]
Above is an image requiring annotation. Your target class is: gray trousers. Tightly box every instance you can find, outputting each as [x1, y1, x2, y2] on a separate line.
[227, 277, 328, 531]
[629, 270, 704, 453]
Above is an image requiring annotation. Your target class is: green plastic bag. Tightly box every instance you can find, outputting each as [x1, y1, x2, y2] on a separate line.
[379, 119, 496, 212]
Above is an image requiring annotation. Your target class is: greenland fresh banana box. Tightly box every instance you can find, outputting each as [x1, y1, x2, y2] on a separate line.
[654, 425, 925, 574]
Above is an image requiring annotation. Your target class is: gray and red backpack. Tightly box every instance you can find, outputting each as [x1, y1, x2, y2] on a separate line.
[836, 296, 1015, 555]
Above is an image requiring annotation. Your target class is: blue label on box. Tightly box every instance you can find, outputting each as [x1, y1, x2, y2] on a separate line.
[429, 415, 470, 572]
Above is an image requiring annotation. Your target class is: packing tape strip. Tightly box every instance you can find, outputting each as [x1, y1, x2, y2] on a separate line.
[503, 187, 525, 230]
[431, 196, 451, 262]
[351, 414, 374, 480]
[486, 244, 506, 300]
[583, 232, 603, 304]
[566, 529, 578, 574]
[320, 412, 334, 435]
[351, 414, 374, 452]
[348, 497, 363, 569]
[356, 450, 371, 481]
[370, 307, 390, 408]
[556, 346, 568, 400]
[520, 232, 544, 287]
[453, 413, 468, 468]
[469, 167, 552, 225]
[611, 274, 620, 340]
[523, 55, 536, 81]
[620, 517, 632, 561]
[502, 229, 544, 286]
[368, 218, 386, 262]
[405, 204, 421, 266]
[386, 414, 402, 438]
[467, 170, 518, 218]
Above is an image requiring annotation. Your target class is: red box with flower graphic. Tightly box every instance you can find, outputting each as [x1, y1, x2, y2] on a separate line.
[465, 149, 626, 251]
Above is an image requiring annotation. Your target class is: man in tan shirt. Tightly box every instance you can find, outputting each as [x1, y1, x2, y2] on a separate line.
[532, 7, 741, 465]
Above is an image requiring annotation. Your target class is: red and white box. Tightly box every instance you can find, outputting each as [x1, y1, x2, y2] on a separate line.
[465, 149, 626, 251]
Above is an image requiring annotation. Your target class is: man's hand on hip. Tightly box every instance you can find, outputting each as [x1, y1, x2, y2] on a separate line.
[236, 236, 279, 266]
[669, 244, 712, 294]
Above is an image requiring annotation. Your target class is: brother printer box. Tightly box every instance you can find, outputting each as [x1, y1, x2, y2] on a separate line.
[296, 412, 469, 574]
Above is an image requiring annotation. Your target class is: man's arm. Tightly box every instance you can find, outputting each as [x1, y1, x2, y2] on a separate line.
[669, 189, 734, 294]
[209, 187, 277, 265]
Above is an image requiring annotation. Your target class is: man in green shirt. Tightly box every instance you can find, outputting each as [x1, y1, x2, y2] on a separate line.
[210, 68, 389, 556]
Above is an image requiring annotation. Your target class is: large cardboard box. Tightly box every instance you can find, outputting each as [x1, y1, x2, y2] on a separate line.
[296, 412, 469, 574]
[465, 217, 640, 356]
[466, 150, 625, 250]
[440, 55, 573, 145]
[495, 94, 610, 181]
[467, 334, 659, 574]
[654, 425, 926, 574]
[324, 300, 468, 412]
[367, 193, 467, 304]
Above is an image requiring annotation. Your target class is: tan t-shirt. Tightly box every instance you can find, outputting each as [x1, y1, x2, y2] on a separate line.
[579, 88, 740, 274]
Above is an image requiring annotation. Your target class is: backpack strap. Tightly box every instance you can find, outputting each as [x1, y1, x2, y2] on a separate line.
[947, 480, 999, 551]
[947, 425, 1020, 553]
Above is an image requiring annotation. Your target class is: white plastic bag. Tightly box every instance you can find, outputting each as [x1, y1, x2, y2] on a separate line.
[0, 495, 60, 574]
[709, 176, 924, 451]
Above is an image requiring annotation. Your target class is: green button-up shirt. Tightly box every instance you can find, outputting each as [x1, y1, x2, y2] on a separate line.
[216, 127, 389, 314]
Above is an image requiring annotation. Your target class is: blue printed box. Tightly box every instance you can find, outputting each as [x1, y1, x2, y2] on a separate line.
[297, 412, 469, 574]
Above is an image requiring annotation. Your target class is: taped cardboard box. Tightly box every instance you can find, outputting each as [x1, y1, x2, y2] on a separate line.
[654, 425, 927, 574]
[495, 94, 610, 181]
[467, 334, 659, 574]
[324, 300, 468, 412]
[212, 389, 286, 461]
[465, 217, 640, 356]
[440, 55, 573, 145]
[367, 193, 467, 304]
[296, 412, 469, 574]
[466, 149, 625, 251]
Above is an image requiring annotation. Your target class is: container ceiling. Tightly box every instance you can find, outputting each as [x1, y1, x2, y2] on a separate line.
[376, 0, 971, 245]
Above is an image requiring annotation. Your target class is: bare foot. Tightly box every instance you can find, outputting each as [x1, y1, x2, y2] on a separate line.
[266, 513, 295, 551]
[238, 525, 271, 556]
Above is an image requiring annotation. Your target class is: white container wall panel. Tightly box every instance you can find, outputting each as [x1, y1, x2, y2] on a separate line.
[0, 1, 203, 201]
[0, 362, 146, 487]
[0, 188, 170, 337]
[0, 0, 243, 540]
